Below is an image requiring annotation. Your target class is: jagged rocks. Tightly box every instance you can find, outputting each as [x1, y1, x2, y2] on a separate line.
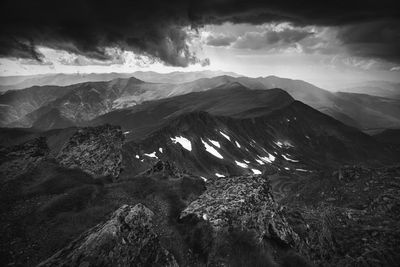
[143, 160, 187, 178]
[180, 175, 299, 247]
[0, 137, 49, 182]
[57, 125, 124, 179]
[37, 203, 178, 267]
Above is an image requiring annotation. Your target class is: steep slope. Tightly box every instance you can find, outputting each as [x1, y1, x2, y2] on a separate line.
[334, 92, 400, 130]
[91, 83, 294, 140]
[89, 85, 394, 178]
[0, 85, 74, 126]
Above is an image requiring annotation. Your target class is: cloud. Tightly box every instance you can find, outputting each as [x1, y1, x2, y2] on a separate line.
[232, 26, 313, 50]
[337, 20, 400, 63]
[206, 34, 237, 46]
[1, 0, 399, 65]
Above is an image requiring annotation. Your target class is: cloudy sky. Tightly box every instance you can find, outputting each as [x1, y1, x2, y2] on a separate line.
[0, 0, 399, 89]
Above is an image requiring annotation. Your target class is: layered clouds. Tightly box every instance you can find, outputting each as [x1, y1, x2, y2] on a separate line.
[0, 0, 400, 80]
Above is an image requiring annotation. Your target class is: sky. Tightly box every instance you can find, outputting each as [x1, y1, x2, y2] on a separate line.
[0, 0, 399, 89]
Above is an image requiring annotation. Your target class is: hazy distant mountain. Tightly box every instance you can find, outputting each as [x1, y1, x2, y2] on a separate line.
[130, 70, 241, 83]
[0, 70, 240, 91]
[2, 73, 400, 131]
[339, 81, 400, 99]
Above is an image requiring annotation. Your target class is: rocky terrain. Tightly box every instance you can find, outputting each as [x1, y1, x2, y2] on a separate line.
[57, 124, 124, 179]
[38, 204, 178, 267]
[0, 76, 399, 266]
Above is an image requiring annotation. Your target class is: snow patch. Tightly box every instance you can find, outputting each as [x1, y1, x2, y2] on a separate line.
[219, 131, 231, 141]
[135, 155, 140, 159]
[123, 131, 130, 135]
[202, 139, 224, 159]
[171, 136, 192, 151]
[251, 169, 262, 175]
[235, 160, 248, 168]
[282, 154, 299, 162]
[144, 152, 158, 158]
[275, 141, 283, 148]
[200, 176, 208, 182]
[255, 159, 265, 165]
[215, 173, 225, 177]
[235, 141, 241, 148]
[244, 160, 250, 164]
[284, 167, 290, 170]
[296, 168, 309, 172]
[159, 147, 163, 153]
[208, 139, 221, 148]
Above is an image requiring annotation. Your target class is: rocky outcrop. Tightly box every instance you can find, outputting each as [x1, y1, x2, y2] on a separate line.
[57, 125, 124, 179]
[180, 175, 299, 247]
[143, 160, 187, 178]
[38, 203, 178, 267]
[0, 137, 49, 182]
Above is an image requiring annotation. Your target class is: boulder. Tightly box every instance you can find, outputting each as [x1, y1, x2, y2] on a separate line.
[57, 124, 124, 179]
[180, 175, 299, 247]
[38, 204, 178, 267]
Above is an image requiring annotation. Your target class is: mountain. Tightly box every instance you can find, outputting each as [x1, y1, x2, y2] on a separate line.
[339, 80, 400, 99]
[0, 70, 240, 91]
[0, 73, 134, 92]
[2, 74, 400, 131]
[129, 70, 241, 83]
[334, 92, 400, 130]
[0, 84, 75, 126]
[168, 75, 400, 130]
[89, 84, 395, 179]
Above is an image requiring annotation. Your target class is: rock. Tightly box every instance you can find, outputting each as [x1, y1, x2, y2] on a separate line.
[0, 137, 49, 182]
[143, 160, 186, 178]
[37, 204, 178, 267]
[57, 125, 124, 179]
[180, 174, 299, 247]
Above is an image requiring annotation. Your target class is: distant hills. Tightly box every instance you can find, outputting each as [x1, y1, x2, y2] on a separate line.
[0, 70, 240, 91]
[1, 72, 400, 131]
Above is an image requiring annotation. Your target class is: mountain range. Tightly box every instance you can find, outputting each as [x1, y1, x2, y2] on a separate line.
[1, 70, 400, 266]
[1, 73, 400, 131]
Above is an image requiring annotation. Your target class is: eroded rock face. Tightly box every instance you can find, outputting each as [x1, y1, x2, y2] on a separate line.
[38, 203, 178, 267]
[57, 125, 124, 179]
[0, 137, 49, 182]
[180, 175, 299, 247]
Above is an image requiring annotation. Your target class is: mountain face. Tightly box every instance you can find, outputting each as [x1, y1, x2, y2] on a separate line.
[340, 80, 400, 99]
[0, 70, 240, 92]
[87, 85, 395, 180]
[0, 73, 134, 92]
[2, 73, 400, 131]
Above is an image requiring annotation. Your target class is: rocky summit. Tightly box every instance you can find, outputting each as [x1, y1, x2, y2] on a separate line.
[57, 124, 124, 179]
[180, 175, 299, 248]
[38, 203, 178, 267]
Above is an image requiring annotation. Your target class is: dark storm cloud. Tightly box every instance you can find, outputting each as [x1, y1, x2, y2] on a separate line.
[206, 34, 237, 47]
[0, 0, 399, 66]
[337, 20, 400, 63]
[231, 28, 313, 50]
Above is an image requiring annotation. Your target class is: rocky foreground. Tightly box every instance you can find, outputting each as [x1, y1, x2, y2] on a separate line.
[1, 124, 399, 266]
[56, 124, 124, 179]
[38, 204, 178, 267]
